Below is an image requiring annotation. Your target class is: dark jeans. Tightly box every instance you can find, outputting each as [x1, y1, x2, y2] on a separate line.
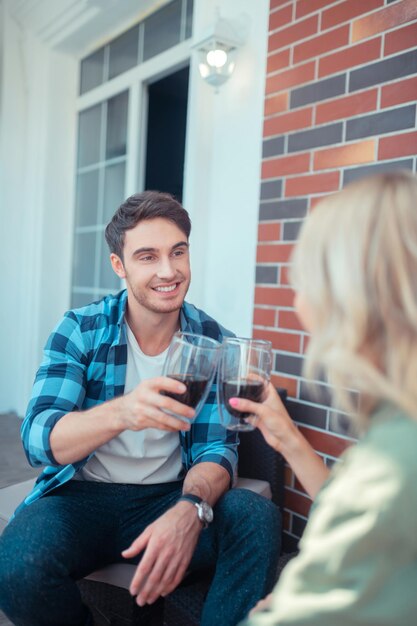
[0, 480, 281, 626]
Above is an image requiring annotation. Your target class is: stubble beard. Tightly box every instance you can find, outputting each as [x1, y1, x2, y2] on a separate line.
[129, 276, 190, 315]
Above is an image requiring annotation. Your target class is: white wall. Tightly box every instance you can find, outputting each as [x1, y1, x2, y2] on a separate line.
[0, 4, 77, 414]
[185, 0, 269, 337]
[0, 0, 269, 414]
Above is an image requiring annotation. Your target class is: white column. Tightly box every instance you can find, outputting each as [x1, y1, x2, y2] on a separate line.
[184, 0, 269, 337]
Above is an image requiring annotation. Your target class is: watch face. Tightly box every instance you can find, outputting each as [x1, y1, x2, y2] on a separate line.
[200, 501, 214, 524]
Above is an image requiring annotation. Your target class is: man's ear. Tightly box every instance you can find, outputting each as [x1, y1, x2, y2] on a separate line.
[110, 254, 126, 279]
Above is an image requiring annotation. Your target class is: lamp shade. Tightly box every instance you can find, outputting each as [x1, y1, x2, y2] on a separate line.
[192, 15, 243, 90]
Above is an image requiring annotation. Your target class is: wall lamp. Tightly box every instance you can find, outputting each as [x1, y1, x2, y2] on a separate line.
[192, 12, 245, 91]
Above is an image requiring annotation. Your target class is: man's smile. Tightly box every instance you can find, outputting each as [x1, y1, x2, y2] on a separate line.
[152, 282, 181, 294]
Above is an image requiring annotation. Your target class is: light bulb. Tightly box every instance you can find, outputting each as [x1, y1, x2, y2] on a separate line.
[206, 49, 228, 69]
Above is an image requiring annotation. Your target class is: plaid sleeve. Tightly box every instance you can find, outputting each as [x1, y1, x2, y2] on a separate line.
[21, 312, 88, 468]
[186, 384, 238, 483]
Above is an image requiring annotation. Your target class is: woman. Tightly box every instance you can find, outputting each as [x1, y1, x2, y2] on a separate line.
[235, 171, 417, 626]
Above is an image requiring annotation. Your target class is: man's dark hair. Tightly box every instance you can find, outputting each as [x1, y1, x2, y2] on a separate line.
[105, 190, 191, 260]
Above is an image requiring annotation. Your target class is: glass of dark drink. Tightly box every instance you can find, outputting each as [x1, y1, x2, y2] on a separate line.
[217, 338, 272, 431]
[162, 332, 221, 422]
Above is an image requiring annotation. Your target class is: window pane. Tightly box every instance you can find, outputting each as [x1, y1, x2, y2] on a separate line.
[109, 25, 139, 80]
[143, 0, 181, 62]
[71, 291, 96, 308]
[72, 232, 97, 288]
[78, 104, 102, 167]
[80, 48, 105, 95]
[106, 91, 128, 160]
[185, 0, 194, 39]
[99, 249, 121, 292]
[103, 162, 126, 224]
[75, 169, 100, 227]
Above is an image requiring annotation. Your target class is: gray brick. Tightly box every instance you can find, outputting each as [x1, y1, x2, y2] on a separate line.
[343, 158, 414, 185]
[292, 514, 307, 538]
[326, 457, 337, 469]
[283, 220, 302, 241]
[256, 265, 278, 284]
[290, 74, 346, 109]
[288, 122, 343, 153]
[346, 105, 415, 141]
[329, 411, 359, 437]
[286, 399, 327, 429]
[275, 353, 304, 377]
[299, 381, 332, 407]
[260, 179, 282, 200]
[282, 532, 300, 553]
[262, 136, 285, 159]
[259, 198, 308, 221]
[349, 49, 417, 92]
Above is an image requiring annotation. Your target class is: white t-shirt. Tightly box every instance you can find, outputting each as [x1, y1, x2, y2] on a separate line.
[79, 322, 183, 484]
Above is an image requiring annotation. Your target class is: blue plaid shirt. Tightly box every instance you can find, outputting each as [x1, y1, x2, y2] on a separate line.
[19, 290, 237, 513]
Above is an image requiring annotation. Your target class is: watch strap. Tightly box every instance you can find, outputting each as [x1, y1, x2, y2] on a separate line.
[177, 494, 203, 506]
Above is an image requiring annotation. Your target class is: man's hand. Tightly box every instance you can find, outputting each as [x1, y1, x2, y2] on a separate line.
[122, 501, 202, 605]
[118, 376, 195, 433]
[50, 376, 194, 465]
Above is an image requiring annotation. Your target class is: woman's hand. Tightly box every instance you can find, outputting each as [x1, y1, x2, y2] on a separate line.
[229, 383, 297, 454]
[229, 383, 330, 499]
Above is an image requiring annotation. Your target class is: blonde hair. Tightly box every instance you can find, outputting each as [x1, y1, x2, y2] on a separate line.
[291, 170, 417, 420]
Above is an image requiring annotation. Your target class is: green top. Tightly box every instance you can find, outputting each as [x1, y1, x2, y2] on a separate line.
[240, 404, 417, 626]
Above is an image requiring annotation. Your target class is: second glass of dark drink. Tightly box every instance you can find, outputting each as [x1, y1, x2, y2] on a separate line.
[162, 332, 221, 422]
[217, 338, 272, 431]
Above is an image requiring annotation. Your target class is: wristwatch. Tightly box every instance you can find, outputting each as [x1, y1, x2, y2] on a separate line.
[177, 494, 214, 528]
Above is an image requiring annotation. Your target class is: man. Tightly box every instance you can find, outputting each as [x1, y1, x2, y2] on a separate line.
[0, 191, 280, 626]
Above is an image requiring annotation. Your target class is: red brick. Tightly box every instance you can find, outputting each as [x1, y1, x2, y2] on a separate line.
[322, 0, 383, 30]
[279, 310, 304, 331]
[294, 25, 350, 64]
[314, 140, 375, 170]
[284, 465, 294, 488]
[269, 4, 293, 31]
[253, 307, 276, 326]
[384, 21, 417, 55]
[285, 172, 340, 197]
[264, 108, 313, 137]
[309, 195, 328, 210]
[283, 509, 291, 531]
[271, 0, 293, 9]
[296, 0, 336, 19]
[285, 488, 312, 517]
[255, 287, 295, 307]
[381, 75, 417, 108]
[300, 426, 353, 457]
[280, 265, 292, 286]
[264, 92, 289, 116]
[294, 477, 308, 495]
[266, 62, 315, 95]
[257, 244, 294, 263]
[262, 153, 311, 179]
[253, 328, 301, 353]
[352, 0, 417, 42]
[316, 89, 378, 124]
[269, 15, 318, 52]
[303, 334, 310, 353]
[258, 223, 281, 242]
[378, 130, 417, 160]
[318, 37, 381, 78]
[271, 373, 298, 398]
[267, 48, 291, 74]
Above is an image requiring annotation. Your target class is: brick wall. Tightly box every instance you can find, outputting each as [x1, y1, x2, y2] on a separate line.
[255, 0, 417, 551]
